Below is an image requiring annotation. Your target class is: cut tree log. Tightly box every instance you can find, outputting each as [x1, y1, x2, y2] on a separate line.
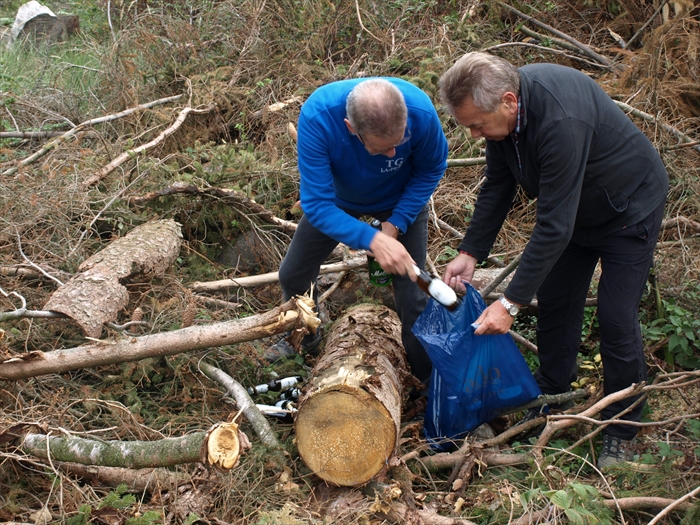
[43, 219, 182, 337]
[0, 295, 319, 381]
[13, 421, 245, 470]
[295, 303, 409, 487]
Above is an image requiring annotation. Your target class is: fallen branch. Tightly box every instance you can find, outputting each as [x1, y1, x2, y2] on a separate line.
[128, 182, 299, 235]
[56, 462, 188, 492]
[0, 296, 318, 381]
[19, 431, 206, 468]
[603, 496, 694, 512]
[0, 131, 65, 139]
[661, 215, 700, 234]
[624, 0, 670, 50]
[615, 100, 700, 153]
[190, 257, 368, 293]
[0, 265, 72, 282]
[1, 94, 182, 177]
[497, 1, 621, 71]
[198, 361, 281, 449]
[647, 484, 700, 525]
[84, 104, 215, 187]
[446, 156, 486, 167]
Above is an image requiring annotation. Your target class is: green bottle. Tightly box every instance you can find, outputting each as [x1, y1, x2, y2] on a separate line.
[367, 219, 392, 287]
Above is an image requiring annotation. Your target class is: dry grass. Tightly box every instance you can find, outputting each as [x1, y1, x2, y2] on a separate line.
[1, 1, 699, 524]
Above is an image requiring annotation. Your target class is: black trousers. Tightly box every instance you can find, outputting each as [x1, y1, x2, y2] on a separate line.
[534, 201, 665, 440]
[278, 206, 432, 383]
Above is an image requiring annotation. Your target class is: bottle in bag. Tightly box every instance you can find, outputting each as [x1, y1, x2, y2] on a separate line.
[367, 219, 392, 286]
[247, 375, 302, 395]
[413, 265, 459, 311]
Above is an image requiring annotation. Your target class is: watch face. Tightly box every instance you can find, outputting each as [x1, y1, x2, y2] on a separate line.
[509, 305, 519, 316]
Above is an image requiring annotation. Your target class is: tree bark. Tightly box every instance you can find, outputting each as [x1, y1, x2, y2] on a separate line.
[19, 432, 205, 468]
[16, 421, 244, 470]
[44, 219, 182, 337]
[295, 303, 409, 486]
[55, 462, 188, 492]
[0, 296, 318, 380]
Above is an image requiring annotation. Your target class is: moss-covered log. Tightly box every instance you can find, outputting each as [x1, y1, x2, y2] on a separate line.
[295, 303, 409, 486]
[20, 432, 205, 469]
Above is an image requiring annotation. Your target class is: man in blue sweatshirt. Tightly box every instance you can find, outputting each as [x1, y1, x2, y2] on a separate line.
[439, 52, 668, 468]
[266, 77, 448, 385]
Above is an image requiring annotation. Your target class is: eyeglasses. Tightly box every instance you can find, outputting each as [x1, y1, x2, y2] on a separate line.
[356, 126, 412, 156]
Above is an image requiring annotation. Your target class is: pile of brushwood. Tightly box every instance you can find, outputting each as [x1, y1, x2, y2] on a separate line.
[1, 1, 699, 524]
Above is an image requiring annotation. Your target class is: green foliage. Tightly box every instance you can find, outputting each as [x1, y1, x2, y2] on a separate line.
[99, 484, 137, 509]
[520, 482, 614, 525]
[642, 296, 700, 368]
[66, 504, 92, 525]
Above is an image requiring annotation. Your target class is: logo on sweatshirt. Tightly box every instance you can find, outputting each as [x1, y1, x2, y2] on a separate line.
[381, 157, 404, 173]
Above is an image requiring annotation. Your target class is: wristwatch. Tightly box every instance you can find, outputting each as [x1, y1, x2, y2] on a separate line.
[499, 296, 520, 316]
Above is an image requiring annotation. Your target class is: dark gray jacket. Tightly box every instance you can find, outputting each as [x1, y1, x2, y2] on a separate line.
[459, 63, 668, 305]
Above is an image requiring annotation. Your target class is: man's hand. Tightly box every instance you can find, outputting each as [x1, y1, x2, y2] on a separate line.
[443, 252, 477, 293]
[472, 300, 514, 335]
[369, 232, 417, 279]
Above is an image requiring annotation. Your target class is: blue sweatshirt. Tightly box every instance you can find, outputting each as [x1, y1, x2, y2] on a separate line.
[297, 77, 448, 250]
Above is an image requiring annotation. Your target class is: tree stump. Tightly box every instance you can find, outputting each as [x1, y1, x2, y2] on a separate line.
[295, 303, 409, 486]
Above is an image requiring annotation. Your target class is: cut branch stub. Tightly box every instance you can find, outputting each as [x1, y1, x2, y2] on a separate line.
[295, 303, 408, 486]
[44, 219, 182, 337]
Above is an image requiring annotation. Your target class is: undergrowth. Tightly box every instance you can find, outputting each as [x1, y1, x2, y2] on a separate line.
[0, 1, 699, 524]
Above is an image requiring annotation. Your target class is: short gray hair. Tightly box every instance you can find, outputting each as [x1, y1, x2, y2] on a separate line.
[439, 52, 520, 114]
[346, 79, 407, 137]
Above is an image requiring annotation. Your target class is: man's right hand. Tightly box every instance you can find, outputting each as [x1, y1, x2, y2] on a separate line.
[443, 252, 477, 293]
[369, 232, 417, 280]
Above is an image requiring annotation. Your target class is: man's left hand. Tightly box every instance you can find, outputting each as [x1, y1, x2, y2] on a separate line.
[473, 300, 515, 335]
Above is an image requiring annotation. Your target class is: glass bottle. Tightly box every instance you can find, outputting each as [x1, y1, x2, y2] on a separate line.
[413, 265, 459, 311]
[367, 219, 392, 286]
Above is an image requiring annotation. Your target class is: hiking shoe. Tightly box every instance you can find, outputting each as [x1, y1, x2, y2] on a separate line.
[597, 434, 635, 469]
[263, 331, 322, 363]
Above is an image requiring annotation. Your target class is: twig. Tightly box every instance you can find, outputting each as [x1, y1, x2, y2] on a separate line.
[198, 361, 281, 449]
[480, 253, 520, 298]
[446, 156, 486, 167]
[624, 0, 670, 50]
[84, 104, 215, 187]
[497, 1, 621, 70]
[482, 41, 610, 69]
[193, 295, 241, 310]
[646, 484, 700, 525]
[508, 330, 537, 353]
[433, 218, 505, 268]
[0, 131, 65, 139]
[614, 100, 700, 153]
[318, 270, 347, 304]
[13, 228, 64, 287]
[353, 0, 382, 43]
[1, 94, 183, 177]
[548, 412, 700, 427]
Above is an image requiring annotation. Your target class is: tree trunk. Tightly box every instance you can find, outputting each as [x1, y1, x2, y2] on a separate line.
[44, 219, 182, 337]
[295, 303, 409, 486]
[0, 296, 318, 380]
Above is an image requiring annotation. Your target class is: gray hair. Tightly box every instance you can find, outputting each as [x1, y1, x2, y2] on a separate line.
[439, 52, 520, 114]
[346, 79, 407, 137]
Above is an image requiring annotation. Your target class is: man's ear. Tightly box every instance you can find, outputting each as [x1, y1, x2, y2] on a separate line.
[502, 92, 518, 113]
[344, 118, 355, 134]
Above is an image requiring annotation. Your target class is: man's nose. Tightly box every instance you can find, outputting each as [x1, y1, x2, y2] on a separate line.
[469, 127, 482, 138]
[383, 147, 396, 158]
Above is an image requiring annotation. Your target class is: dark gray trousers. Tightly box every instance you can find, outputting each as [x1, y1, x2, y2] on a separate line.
[535, 201, 665, 440]
[278, 206, 432, 383]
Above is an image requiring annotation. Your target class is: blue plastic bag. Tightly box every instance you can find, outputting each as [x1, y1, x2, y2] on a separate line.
[412, 283, 542, 450]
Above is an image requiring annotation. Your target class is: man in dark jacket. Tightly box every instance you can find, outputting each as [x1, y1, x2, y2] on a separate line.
[439, 52, 668, 468]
